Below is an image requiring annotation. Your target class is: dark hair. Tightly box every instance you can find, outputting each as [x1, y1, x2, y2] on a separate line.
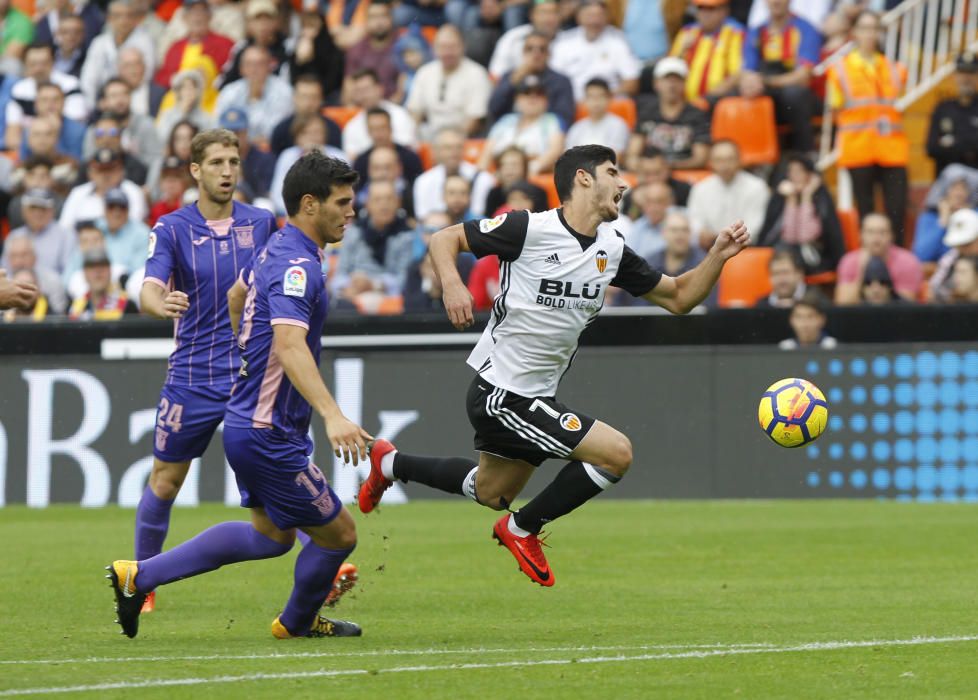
[784, 151, 815, 173]
[35, 81, 63, 96]
[711, 138, 740, 156]
[168, 119, 200, 157]
[294, 73, 324, 91]
[769, 246, 804, 272]
[793, 289, 829, 315]
[444, 173, 471, 194]
[76, 219, 102, 233]
[495, 145, 529, 173]
[101, 77, 130, 96]
[190, 128, 239, 165]
[352, 68, 381, 83]
[553, 144, 616, 203]
[290, 113, 327, 140]
[365, 106, 392, 123]
[24, 42, 54, 57]
[95, 111, 123, 126]
[584, 77, 612, 93]
[640, 145, 665, 160]
[282, 151, 358, 216]
[22, 154, 54, 171]
[525, 29, 552, 44]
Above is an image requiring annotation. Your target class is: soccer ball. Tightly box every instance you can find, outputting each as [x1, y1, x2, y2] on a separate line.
[757, 378, 829, 448]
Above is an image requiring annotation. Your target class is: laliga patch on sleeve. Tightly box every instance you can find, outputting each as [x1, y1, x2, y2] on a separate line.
[283, 265, 307, 297]
[147, 231, 157, 257]
[479, 213, 507, 233]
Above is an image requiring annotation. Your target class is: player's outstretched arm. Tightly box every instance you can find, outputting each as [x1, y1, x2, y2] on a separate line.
[429, 223, 476, 330]
[140, 281, 190, 320]
[643, 220, 750, 314]
[0, 270, 39, 310]
[272, 324, 373, 465]
[227, 278, 248, 337]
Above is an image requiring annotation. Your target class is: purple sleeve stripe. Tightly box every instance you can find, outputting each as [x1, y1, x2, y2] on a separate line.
[270, 318, 310, 330]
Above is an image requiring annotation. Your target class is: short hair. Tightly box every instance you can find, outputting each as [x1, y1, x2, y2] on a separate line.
[793, 289, 830, 315]
[784, 151, 815, 174]
[444, 173, 471, 193]
[294, 73, 323, 91]
[101, 77, 131, 95]
[21, 154, 54, 171]
[495, 145, 529, 171]
[190, 128, 239, 165]
[352, 68, 381, 84]
[76, 219, 101, 233]
[365, 106, 392, 123]
[25, 42, 54, 58]
[95, 111, 123, 125]
[584, 77, 612, 93]
[640, 145, 665, 160]
[553, 144, 617, 203]
[711, 139, 740, 156]
[769, 247, 804, 271]
[35, 81, 64, 96]
[525, 29, 552, 44]
[282, 151, 358, 217]
[290, 113, 326, 140]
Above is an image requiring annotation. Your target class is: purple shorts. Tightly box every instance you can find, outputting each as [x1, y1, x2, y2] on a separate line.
[153, 384, 230, 463]
[223, 426, 341, 530]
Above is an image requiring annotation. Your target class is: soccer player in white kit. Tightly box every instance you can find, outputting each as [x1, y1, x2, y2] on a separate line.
[359, 145, 750, 587]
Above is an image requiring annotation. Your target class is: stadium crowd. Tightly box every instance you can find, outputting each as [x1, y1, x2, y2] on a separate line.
[2, 0, 978, 334]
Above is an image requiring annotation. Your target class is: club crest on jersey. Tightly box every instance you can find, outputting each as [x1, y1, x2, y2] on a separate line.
[219, 240, 230, 255]
[479, 213, 507, 233]
[233, 226, 254, 248]
[560, 413, 582, 431]
[147, 231, 157, 257]
[284, 265, 307, 297]
[595, 250, 608, 273]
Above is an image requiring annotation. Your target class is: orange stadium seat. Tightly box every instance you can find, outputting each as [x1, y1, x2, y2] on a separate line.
[573, 97, 638, 130]
[322, 106, 360, 129]
[417, 142, 435, 170]
[711, 96, 779, 167]
[717, 246, 774, 308]
[529, 174, 560, 209]
[463, 139, 486, 165]
[837, 208, 861, 251]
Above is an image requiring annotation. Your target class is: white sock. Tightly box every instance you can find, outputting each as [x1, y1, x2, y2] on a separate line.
[380, 450, 397, 480]
[507, 513, 531, 538]
[462, 467, 479, 502]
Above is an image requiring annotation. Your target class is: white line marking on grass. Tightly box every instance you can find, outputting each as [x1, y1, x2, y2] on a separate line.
[2, 635, 977, 696]
[0, 642, 777, 666]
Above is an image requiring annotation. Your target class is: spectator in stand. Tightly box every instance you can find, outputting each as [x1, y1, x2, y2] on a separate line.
[402, 210, 476, 312]
[406, 24, 492, 141]
[34, 0, 103, 61]
[479, 75, 563, 176]
[343, 0, 400, 100]
[413, 126, 494, 219]
[92, 78, 164, 175]
[332, 179, 415, 308]
[115, 46, 166, 118]
[87, 112, 148, 186]
[343, 68, 417, 159]
[620, 146, 691, 217]
[166, 119, 199, 163]
[154, 0, 234, 93]
[758, 153, 845, 274]
[62, 219, 127, 300]
[217, 107, 276, 199]
[929, 208, 978, 303]
[860, 256, 903, 306]
[270, 113, 347, 215]
[565, 77, 630, 157]
[739, 0, 820, 152]
[913, 177, 973, 268]
[353, 107, 423, 188]
[687, 139, 769, 248]
[270, 74, 340, 156]
[4, 43, 86, 153]
[484, 146, 548, 216]
[1, 268, 48, 321]
[487, 29, 574, 131]
[621, 0, 669, 62]
[391, 0, 445, 27]
[627, 58, 710, 172]
[19, 83, 86, 161]
[645, 210, 714, 307]
[621, 182, 673, 261]
[68, 247, 139, 319]
[443, 173, 475, 224]
[2, 187, 75, 277]
[354, 144, 414, 216]
[778, 290, 836, 350]
[835, 213, 921, 305]
[287, 6, 345, 103]
[155, 69, 216, 142]
[755, 246, 806, 309]
[60, 148, 147, 232]
[670, 0, 745, 104]
[132, 0, 166, 54]
[391, 25, 431, 105]
[5, 155, 68, 229]
[0, 0, 33, 64]
[447, 0, 528, 35]
[21, 114, 79, 164]
[488, 0, 562, 81]
[2, 234, 68, 313]
[149, 156, 192, 225]
[827, 10, 908, 245]
[927, 53, 978, 176]
[50, 15, 91, 79]
[157, 0, 245, 62]
[949, 256, 978, 303]
[551, 0, 640, 101]
[80, 0, 156, 110]
[97, 187, 151, 275]
[215, 44, 293, 144]
[221, 0, 289, 86]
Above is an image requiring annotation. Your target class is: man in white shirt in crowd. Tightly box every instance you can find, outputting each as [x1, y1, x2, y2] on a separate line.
[488, 0, 563, 80]
[565, 78, 630, 156]
[59, 148, 147, 232]
[2, 188, 76, 276]
[1, 234, 69, 314]
[215, 44, 293, 144]
[413, 127, 493, 220]
[342, 68, 417, 159]
[80, 0, 156, 109]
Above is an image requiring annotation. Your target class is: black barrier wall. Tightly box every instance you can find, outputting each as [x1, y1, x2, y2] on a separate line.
[2, 342, 977, 505]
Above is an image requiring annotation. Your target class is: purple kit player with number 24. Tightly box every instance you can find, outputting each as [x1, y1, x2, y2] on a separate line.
[107, 152, 371, 640]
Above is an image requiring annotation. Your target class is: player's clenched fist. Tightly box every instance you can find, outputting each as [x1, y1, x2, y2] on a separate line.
[162, 291, 190, 318]
[712, 220, 750, 260]
[443, 281, 474, 331]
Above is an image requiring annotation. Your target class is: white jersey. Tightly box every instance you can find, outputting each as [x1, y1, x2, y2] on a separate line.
[464, 208, 662, 398]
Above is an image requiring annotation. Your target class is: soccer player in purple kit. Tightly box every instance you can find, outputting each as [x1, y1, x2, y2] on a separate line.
[107, 151, 371, 640]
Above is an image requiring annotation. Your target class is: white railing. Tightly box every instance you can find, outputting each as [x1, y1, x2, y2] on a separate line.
[814, 0, 978, 172]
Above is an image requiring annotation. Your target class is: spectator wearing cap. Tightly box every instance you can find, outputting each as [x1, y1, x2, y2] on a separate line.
[5, 155, 68, 230]
[97, 187, 152, 275]
[927, 53, 978, 176]
[779, 290, 837, 350]
[62, 220, 128, 300]
[220, 0, 289, 86]
[406, 24, 493, 141]
[60, 148, 148, 232]
[479, 74, 564, 176]
[860, 256, 902, 306]
[835, 213, 922, 306]
[949, 255, 978, 303]
[154, 0, 234, 92]
[913, 177, 973, 267]
[270, 75, 341, 157]
[739, 0, 820, 152]
[343, 0, 400, 101]
[2, 188, 76, 275]
[352, 107, 424, 193]
[68, 247, 140, 320]
[565, 77, 630, 157]
[756, 247, 807, 309]
[627, 57, 710, 171]
[215, 44, 293, 144]
[287, 6, 345, 104]
[669, 0, 745, 104]
[929, 208, 978, 303]
[487, 29, 575, 130]
[150, 156, 192, 225]
[87, 113, 149, 186]
[80, 0, 156, 111]
[488, 0, 562, 81]
[551, 0, 641, 101]
[155, 69, 217, 143]
[1, 236, 69, 314]
[270, 113, 348, 215]
[217, 106, 276, 198]
[343, 69, 417, 160]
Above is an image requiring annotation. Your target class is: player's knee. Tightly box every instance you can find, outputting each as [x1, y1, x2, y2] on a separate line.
[474, 484, 517, 511]
[148, 468, 185, 500]
[604, 435, 633, 477]
[331, 519, 358, 550]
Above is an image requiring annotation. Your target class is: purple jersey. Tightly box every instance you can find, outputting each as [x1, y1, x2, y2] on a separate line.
[144, 201, 275, 388]
[224, 224, 329, 443]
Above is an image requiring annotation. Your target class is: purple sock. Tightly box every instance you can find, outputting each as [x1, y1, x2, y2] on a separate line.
[136, 521, 291, 592]
[134, 485, 174, 560]
[278, 543, 354, 636]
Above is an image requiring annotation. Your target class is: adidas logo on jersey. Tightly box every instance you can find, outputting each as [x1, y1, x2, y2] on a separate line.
[543, 253, 561, 266]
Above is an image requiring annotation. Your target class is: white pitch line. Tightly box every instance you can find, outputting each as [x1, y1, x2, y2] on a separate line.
[1, 634, 977, 697]
[0, 642, 777, 666]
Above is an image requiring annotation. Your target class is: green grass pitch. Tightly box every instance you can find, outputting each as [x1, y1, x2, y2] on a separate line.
[3, 501, 978, 698]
